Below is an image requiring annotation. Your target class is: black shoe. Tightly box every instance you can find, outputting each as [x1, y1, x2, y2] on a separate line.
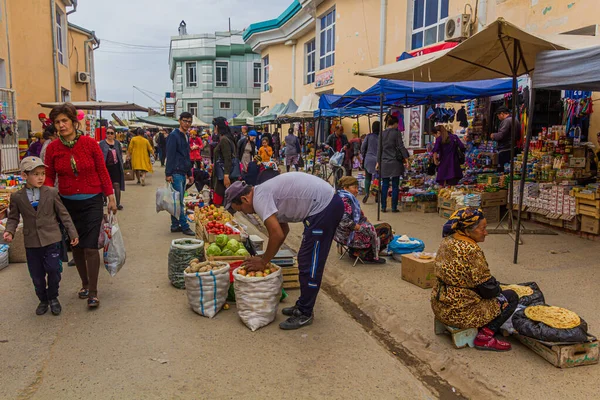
[36, 302, 49, 315]
[381, 208, 387, 213]
[365, 258, 387, 264]
[171, 226, 182, 233]
[279, 310, 314, 330]
[49, 299, 62, 315]
[362, 194, 369, 204]
[68, 259, 76, 267]
[282, 305, 299, 316]
[392, 209, 400, 213]
[117, 205, 124, 211]
[182, 228, 195, 236]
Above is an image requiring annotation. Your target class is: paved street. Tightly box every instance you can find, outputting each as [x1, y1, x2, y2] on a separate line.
[0, 172, 438, 400]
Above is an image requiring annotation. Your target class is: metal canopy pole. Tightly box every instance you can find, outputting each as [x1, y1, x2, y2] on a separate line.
[507, 41, 519, 231]
[377, 93, 384, 222]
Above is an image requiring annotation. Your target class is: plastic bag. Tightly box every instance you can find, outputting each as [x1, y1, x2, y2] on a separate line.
[329, 151, 345, 167]
[500, 281, 545, 307]
[102, 214, 126, 277]
[233, 266, 283, 331]
[168, 239, 206, 289]
[388, 235, 425, 255]
[156, 184, 181, 218]
[184, 261, 230, 318]
[512, 304, 589, 343]
[0, 244, 8, 271]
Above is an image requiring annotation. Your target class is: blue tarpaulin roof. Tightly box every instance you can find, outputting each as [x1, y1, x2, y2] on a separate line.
[317, 78, 513, 114]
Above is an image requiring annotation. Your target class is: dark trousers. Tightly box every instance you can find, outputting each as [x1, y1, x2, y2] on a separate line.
[497, 150, 511, 172]
[486, 289, 519, 332]
[159, 147, 167, 166]
[296, 195, 344, 316]
[26, 242, 62, 303]
[381, 176, 400, 211]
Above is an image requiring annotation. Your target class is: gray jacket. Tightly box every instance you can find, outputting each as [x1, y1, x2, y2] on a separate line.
[360, 133, 379, 175]
[99, 139, 125, 191]
[380, 128, 409, 179]
[284, 134, 299, 156]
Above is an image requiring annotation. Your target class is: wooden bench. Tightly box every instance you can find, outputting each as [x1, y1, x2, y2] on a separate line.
[434, 319, 478, 349]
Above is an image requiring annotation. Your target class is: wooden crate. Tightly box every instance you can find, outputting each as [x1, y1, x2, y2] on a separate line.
[439, 208, 453, 219]
[581, 215, 600, 235]
[572, 190, 600, 200]
[563, 216, 581, 232]
[576, 198, 600, 219]
[401, 202, 416, 212]
[416, 201, 437, 213]
[437, 198, 456, 210]
[281, 265, 300, 290]
[514, 334, 599, 368]
[481, 206, 500, 223]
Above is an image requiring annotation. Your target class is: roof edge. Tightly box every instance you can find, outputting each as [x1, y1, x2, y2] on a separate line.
[242, 0, 302, 41]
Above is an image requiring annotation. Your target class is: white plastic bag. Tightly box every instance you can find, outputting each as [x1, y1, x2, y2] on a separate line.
[102, 213, 126, 277]
[0, 244, 9, 271]
[156, 184, 181, 218]
[329, 151, 345, 167]
[233, 266, 283, 331]
[184, 261, 230, 318]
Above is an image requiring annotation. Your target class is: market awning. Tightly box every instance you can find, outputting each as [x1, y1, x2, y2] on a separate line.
[135, 115, 179, 128]
[533, 46, 600, 91]
[281, 93, 320, 119]
[254, 102, 286, 125]
[228, 109, 254, 126]
[357, 18, 600, 82]
[38, 101, 149, 112]
[276, 99, 298, 118]
[192, 115, 210, 127]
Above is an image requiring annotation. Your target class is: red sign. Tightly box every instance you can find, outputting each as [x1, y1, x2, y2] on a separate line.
[397, 42, 459, 61]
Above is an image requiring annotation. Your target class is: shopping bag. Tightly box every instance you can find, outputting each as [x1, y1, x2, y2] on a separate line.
[102, 213, 126, 277]
[156, 183, 181, 218]
[329, 151, 345, 167]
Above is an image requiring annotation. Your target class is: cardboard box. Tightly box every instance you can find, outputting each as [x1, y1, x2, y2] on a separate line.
[438, 198, 456, 210]
[401, 202, 416, 212]
[481, 206, 500, 223]
[581, 215, 600, 235]
[439, 208, 453, 220]
[400, 253, 436, 289]
[480, 190, 507, 207]
[416, 201, 437, 213]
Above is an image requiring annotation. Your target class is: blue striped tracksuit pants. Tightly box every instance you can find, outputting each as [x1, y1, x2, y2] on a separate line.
[296, 194, 344, 316]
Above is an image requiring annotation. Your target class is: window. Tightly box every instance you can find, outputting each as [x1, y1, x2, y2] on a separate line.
[215, 61, 228, 87]
[305, 39, 316, 84]
[411, 0, 449, 50]
[262, 56, 269, 92]
[253, 62, 261, 88]
[253, 101, 261, 116]
[220, 101, 231, 110]
[185, 62, 197, 87]
[61, 88, 70, 102]
[0, 59, 6, 88]
[187, 102, 198, 116]
[55, 8, 66, 65]
[319, 9, 336, 70]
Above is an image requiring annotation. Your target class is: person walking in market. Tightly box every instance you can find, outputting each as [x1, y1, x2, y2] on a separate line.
[224, 172, 344, 330]
[211, 116, 237, 206]
[360, 121, 381, 204]
[237, 130, 257, 172]
[432, 125, 465, 186]
[189, 129, 204, 169]
[379, 115, 409, 213]
[284, 128, 300, 172]
[491, 106, 520, 172]
[325, 124, 351, 176]
[165, 112, 195, 236]
[127, 128, 154, 186]
[158, 128, 169, 167]
[99, 126, 126, 210]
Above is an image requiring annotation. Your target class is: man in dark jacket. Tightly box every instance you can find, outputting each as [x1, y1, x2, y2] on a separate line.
[165, 112, 194, 236]
[325, 124, 351, 175]
[491, 106, 521, 172]
[158, 128, 168, 166]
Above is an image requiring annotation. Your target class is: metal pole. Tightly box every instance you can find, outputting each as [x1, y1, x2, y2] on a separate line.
[514, 87, 535, 264]
[377, 93, 384, 222]
[507, 41, 519, 231]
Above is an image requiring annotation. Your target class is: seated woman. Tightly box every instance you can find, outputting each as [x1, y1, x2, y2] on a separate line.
[431, 208, 518, 352]
[335, 176, 392, 264]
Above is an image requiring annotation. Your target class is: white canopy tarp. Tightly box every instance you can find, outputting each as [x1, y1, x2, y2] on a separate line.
[357, 18, 600, 82]
[192, 115, 210, 126]
[281, 93, 320, 119]
[533, 46, 600, 91]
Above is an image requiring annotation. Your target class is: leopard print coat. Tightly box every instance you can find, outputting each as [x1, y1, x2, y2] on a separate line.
[431, 234, 500, 329]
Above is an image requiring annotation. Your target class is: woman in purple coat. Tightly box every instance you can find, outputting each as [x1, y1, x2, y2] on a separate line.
[432, 125, 465, 186]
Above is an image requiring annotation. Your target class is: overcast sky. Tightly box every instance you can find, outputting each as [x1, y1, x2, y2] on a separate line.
[69, 0, 284, 114]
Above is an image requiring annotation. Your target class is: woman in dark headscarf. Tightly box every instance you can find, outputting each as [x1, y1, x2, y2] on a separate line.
[431, 207, 518, 352]
[211, 117, 236, 206]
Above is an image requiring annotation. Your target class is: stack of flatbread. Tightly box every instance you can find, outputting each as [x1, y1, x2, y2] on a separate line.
[524, 305, 581, 329]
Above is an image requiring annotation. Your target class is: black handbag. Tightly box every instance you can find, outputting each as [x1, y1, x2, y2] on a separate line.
[453, 135, 466, 165]
[215, 138, 242, 180]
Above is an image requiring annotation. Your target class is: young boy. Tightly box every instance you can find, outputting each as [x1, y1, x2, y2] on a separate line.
[4, 157, 79, 316]
[257, 137, 273, 163]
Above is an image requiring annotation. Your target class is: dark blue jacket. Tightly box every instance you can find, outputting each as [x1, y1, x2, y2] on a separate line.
[165, 128, 192, 177]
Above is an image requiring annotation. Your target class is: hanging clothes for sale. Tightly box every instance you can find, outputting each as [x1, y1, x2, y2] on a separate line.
[456, 106, 469, 128]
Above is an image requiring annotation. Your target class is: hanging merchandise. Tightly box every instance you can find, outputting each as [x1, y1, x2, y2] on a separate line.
[425, 106, 456, 124]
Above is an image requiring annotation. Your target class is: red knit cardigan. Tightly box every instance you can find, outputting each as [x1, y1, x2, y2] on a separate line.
[44, 135, 114, 197]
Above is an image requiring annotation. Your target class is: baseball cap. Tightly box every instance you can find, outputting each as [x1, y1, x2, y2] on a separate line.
[495, 106, 510, 114]
[20, 156, 46, 173]
[224, 181, 249, 212]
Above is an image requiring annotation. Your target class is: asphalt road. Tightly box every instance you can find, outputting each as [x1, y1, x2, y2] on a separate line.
[0, 171, 436, 400]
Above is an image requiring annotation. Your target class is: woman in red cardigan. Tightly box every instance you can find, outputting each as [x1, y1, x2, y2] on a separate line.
[45, 103, 117, 308]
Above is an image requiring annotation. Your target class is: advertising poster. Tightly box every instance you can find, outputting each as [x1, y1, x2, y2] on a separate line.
[409, 106, 421, 148]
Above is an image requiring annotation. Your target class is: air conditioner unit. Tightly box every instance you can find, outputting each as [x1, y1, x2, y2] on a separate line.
[76, 71, 90, 84]
[444, 14, 470, 42]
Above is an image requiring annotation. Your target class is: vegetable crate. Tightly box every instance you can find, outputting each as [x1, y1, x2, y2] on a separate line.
[576, 198, 600, 219]
[281, 264, 300, 290]
[513, 333, 599, 368]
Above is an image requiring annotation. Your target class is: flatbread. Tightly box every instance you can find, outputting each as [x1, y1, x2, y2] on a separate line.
[500, 284, 534, 298]
[524, 305, 581, 329]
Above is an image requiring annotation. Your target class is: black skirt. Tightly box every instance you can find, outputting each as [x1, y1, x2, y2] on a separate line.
[60, 194, 104, 249]
[106, 163, 122, 187]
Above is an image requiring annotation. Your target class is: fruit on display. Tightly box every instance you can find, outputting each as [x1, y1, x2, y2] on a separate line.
[197, 204, 232, 224]
[236, 265, 279, 278]
[205, 222, 236, 235]
[185, 260, 227, 274]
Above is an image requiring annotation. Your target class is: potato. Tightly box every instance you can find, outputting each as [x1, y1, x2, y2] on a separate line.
[199, 266, 208, 273]
[190, 258, 199, 264]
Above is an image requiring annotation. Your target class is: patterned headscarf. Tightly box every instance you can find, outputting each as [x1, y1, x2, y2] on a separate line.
[442, 207, 485, 237]
[263, 161, 278, 170]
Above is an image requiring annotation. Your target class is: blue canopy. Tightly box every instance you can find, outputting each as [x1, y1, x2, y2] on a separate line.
[318, 78, 513, 112]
